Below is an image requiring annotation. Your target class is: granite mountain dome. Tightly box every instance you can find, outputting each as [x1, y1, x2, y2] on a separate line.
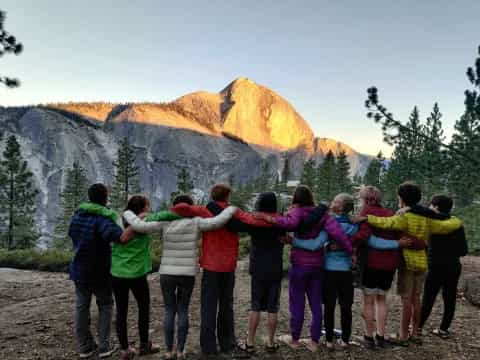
[0, 78, 371, 240]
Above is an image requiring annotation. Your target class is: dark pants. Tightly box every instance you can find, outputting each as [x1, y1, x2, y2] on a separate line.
[74, 281, 113, 354]
[420, 263, 462, 331]
[112, 275, 150, 350]
[160, 274, 195, 353]
[323, 270, 354, 342]
[200, 270, 236, 354]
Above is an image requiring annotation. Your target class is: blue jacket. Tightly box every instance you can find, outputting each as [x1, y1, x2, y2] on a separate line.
[324, 215, 357, 272]
[69, 210, 123, 284]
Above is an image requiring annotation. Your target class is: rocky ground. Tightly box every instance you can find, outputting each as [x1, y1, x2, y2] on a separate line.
[1, 257, 479, 360]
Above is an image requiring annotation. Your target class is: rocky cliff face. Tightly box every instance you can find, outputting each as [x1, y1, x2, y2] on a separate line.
[0, 78, 371, 241]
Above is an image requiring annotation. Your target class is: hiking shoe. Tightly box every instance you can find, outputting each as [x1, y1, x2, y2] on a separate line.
[119, 348, 137, 360]
[99, 344, 117, 358]
[337, 339, 350, 350]
[79, 349, 96, 359]
[139, 341, 160, 356]
[363, 335, 375, 350]
[375, 335, 386, 348]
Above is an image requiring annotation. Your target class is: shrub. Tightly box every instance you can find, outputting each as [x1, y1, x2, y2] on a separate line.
[0, 249, 72, 272]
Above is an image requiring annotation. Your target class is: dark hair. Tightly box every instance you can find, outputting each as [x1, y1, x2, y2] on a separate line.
[292, 185, 314, 207]
[125, 195, 150, 215]
[397, 181, 422, 206]
[211, 184, 231, 202]
[255, 192, 277, 213]
[88, 183, 108, 206]
[173, 194, 194, 206]
[430, 194, 453, 214]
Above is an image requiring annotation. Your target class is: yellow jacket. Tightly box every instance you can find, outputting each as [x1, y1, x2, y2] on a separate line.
[367, 212, 462, 242]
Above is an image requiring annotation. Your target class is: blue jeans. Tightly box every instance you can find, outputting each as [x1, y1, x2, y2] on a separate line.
[74, 281, 113, 353]
[160, 275, 195, 353]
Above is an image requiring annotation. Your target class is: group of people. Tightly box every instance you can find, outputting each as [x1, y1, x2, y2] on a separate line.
[68, 180, 468, 360]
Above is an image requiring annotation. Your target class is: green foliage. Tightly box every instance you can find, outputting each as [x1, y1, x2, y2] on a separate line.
[335, 150, 353, 194]
[0, 10, 23, 87]
[454, 205, 480, 254]
[0, 249, 72, 272]
[363, 151, 384, 189]
[316, 150, 337, 202]
[53, 162, 88, 249]
[0, 135, 39, 249]
[110, 137, 141, 211]
[300, 159, 316, 190]
[171, 167, 194, 202]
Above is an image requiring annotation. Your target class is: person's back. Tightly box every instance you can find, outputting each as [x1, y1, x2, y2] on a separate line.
[360, 204, 400, 271]
[69, 203, 122, 284]
[323, 215, 356, 272]
[68, 183, 122, 359]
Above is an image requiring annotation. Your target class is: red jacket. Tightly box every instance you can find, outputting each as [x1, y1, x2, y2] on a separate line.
[360, 205, 401, 271]
[172, 201, 270, 272]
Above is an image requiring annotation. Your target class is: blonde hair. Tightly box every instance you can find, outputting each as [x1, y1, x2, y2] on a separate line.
[359, 185, 382, 206]
[334, 193, 355, 214]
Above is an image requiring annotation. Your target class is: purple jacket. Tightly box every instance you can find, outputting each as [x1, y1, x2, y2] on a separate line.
[275, 206, 352, 267]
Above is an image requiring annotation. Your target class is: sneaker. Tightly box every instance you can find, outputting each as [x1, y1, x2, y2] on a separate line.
[99, 344, 117, 358]
[119, 348, 137, 360]
[325, 341, 335, 351]
[79, 349, 96, 359]
[375, 334, 386, 348]
[363, 335, 375, 350]
[139, 341, 160, 356]
[337, 339, 350, 350]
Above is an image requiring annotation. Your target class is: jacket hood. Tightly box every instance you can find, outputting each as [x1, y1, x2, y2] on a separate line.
[255, 192, 277, 213]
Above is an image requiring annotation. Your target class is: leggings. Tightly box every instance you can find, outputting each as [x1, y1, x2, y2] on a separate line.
[112, 275, 150, 350]
[323, 270, 354, 342]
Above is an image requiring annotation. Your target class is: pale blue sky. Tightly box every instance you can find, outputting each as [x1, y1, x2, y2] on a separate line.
[1, 0, 479, 155]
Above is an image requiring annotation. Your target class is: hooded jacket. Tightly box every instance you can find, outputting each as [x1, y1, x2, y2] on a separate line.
[274, 206, 352, 267]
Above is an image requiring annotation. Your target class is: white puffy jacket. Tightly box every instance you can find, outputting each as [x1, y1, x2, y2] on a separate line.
[122, 206, 237, 276]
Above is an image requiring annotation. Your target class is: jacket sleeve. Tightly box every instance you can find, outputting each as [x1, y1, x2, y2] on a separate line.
[97, 218, 123, 243]
[429, 216, 463, 235]
[274, 210, 302, 230]
[197, 206, 238, 232]
[123, 210, 168, 234]
[171, 204, 212, 218]
[234, 209, 272, 228]
[292, 231, 329, 251]
[323, 215, 352, 255]
[147, 210, 182, 221]
[351, 222, 372, 247]
[367, 214, 407, 231]
[368, 235, 399, 250]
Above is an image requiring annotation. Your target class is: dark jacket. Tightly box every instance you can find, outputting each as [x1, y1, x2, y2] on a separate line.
[408, 205, 468, 266]
[69, 210, 123, 284]
[248, 192, 285, 280]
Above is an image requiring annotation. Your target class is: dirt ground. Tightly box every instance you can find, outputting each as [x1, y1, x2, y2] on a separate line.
[1, 257, 479, 360]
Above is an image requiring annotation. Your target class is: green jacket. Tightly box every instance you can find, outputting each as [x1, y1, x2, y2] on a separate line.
[111, 210, 182, 278]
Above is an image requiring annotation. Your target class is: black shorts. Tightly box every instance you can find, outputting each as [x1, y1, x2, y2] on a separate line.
[250, 277, 281, 313]
[361, 267, 395, 295]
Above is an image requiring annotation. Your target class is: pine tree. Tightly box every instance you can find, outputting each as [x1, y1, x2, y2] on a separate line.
[363, 151, 385, 190]
[170, 167, 194, 202]
[317, 151, 336, 202]
[448, 47, 480, 206]
[335, 150, 353, 194]
[0, 135, 38, 249]
[422, 103, 446, 199]
[110, 137, 140, 211]
[300, 158, 316, 191]
[53, 162, 88, 249]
